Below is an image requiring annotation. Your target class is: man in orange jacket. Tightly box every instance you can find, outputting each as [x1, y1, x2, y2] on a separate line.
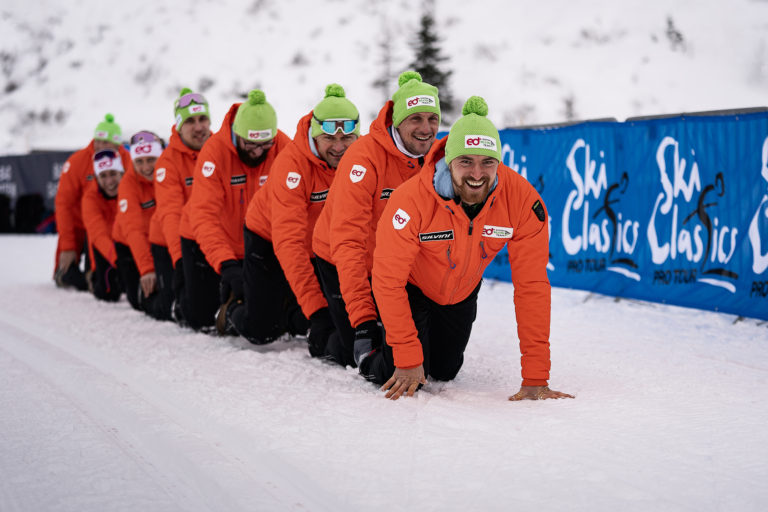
[220, 84, 360, 351]
[153, 88, 212, 324]
[82, 149, 124, 302]
[113, 131, 168, 316]
[54, 114, 130, 290]
[363, 96, 574, 402]
[311, 71, 441, 367]
[183, 89, 290, 331]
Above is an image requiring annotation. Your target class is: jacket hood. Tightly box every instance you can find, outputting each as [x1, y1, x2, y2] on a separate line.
[368, 101, 412, 161]
[167, 124, 204, 158]
[211, 102, 242, 156]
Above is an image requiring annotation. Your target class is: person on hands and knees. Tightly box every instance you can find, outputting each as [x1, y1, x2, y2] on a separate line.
[364, 96, 574, 401]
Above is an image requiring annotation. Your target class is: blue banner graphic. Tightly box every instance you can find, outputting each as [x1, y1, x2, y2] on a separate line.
[485, 112, 768, 320]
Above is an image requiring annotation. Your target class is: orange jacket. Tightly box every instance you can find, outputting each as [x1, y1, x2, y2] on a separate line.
[112, 164, 157, 276]
[372, 138, 552, 386]
[245, 111, 335, 318]
[81, 181, 118, 268]
[153, 127, 200, 264]
[311, 101, 423, 328]
[187, 102, 290, 272]
[55, 141, 130, 252]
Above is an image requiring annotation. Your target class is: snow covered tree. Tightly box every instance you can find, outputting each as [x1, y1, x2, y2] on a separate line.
[408, 0, 455, 121]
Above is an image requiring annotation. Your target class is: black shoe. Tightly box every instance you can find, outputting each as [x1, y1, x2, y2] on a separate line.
[215, 293, 241, 335]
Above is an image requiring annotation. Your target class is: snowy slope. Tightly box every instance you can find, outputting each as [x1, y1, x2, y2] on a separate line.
[1, 235, 767, 511]
[1, 0, 767, 154]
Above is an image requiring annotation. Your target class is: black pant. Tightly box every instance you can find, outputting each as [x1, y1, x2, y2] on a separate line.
[314, 256, 359, 367]
[145, 243, 174, 321]
[91, 247, 122, 302]
[115, 242, 141, 311]
[180, 236, 220, 330]
[363, 282, 480, 385]
[57, 236, 90, 291]
[230, 228, 308, 344]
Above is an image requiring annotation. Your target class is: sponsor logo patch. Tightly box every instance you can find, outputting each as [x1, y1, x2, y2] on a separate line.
[392, 208, 410, 230]
[189, 104, 206, 114]
[95, 130, 109, 140]
[350, 164, 366, 183]
[380, 188, 394, 200]
[481, 225, 514, 238]
[119, 199, 128, 212]
[231, 174, 246, 185]
[286, 171, 301, 189]
[464, 135, 498, 151]
[259, 175, 268, 186]
[419, 230, 454, 242]
[310, 190, 328, 202]
[155, 167, 166, 183]
[532, 199, 546, 221]
[201, 161, 215, 178]
[62, 162, 71, 174]
[247, 129, 272, 141]
[141, 199, 156, 209]
[406, 95, 436, 109]
[184, 176, 193, 186]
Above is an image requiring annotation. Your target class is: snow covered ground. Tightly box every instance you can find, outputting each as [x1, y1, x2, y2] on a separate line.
[1, 235, 767, 511]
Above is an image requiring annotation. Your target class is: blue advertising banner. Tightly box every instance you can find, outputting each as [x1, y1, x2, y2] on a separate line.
[485, 112, 768, 320]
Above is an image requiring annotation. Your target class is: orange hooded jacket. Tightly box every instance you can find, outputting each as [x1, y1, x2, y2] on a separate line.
[372, 138, 552, 386]
[112, 164, 159, 276]
[245, 111, 336, 318]
[153, 127, 200, 264]
[81, 180, 118, 268]
[187, 102, 290, 272]
[311, 101, 423, 328]
[54, 141, 130, 266]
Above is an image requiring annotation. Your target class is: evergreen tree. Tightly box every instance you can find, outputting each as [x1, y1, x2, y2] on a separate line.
[409, 0, 454, 121]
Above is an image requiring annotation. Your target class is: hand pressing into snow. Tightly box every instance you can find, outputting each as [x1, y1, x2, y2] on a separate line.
[509, 386, 574, 401]
[381, 365, 427, 400]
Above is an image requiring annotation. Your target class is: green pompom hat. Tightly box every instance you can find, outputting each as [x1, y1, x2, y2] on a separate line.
[233, 89, 277, 142]
[174, 87, 210, 131]
[444, 96, 501, 165]
[93, 113, 122, 144]
[310, 83, 360, 138]
[391, 71, 440, 128]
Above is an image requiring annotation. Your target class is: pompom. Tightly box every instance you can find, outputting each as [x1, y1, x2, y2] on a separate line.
[462, 96, 488, 117]
[324, 83, 346, 98]
[105, 113, 114, 123]
[179, 87, 193, 96]
[398, 70, 422, 87]
[248, 89, 266, 105]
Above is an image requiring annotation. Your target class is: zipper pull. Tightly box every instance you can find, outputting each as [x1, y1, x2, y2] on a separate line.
[446, 245, 456, 269]
[468, 219, 473, 236]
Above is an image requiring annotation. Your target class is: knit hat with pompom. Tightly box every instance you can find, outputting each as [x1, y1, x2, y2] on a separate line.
[93, 113, 122, 144]
[233, 89, 277, 141]
[444, 96, 501, 164]
[310, 83, 360, 137]
[391, 70, 440, 128]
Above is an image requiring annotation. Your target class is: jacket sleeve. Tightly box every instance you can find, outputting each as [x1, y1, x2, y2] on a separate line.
[372, 188, 424, 368]
[270, 158, 328, 318]
[54, 151, 85, 252]
[82, 185, 116, 266]
[506, 182, 552, 386]
[117, 173, 154, 275]
[188, 145, 234, 272]
[328, 150, 379, 327]
[154, 157, 186, 265]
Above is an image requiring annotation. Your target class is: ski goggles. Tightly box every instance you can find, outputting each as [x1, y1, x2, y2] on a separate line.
[177, 92, 208, 109]
[313, 115, 358, 135]
[130, 131, 162, 145]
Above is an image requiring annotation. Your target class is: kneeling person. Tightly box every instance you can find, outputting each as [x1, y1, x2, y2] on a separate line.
[221, 84, 360, 349]
[364, 97, 573, 402]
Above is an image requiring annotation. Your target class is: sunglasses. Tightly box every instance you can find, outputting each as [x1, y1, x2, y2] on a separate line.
[177, 92, 208, 109]
[130, 131, 161, 145]
[313, 115, 358, 135]
[239, 136, 274, 151]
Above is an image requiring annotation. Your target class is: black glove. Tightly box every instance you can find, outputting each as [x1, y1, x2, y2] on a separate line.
[308, 307, 335, 357]
[172, 259, 185, 295]
[219, 259, 243, 303]
[353, 319, 383, 367]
